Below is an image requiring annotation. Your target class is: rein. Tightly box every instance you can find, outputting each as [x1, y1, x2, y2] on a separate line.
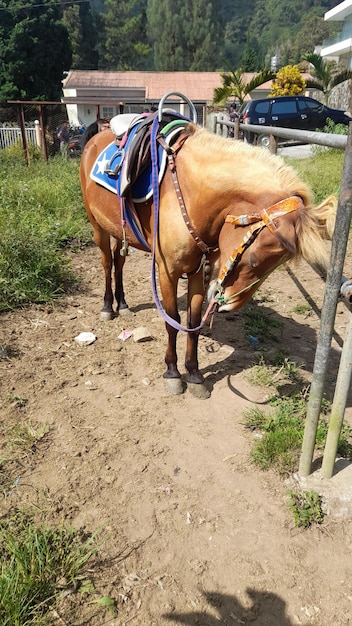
[150, 119, 217, 333]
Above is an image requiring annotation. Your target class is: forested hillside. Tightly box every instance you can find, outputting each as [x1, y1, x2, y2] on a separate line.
[0, 0, 342, 103]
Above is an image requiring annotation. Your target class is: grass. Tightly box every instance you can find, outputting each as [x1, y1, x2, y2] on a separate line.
[246, 353, 303, 391]
[287, 489, 325, 528]
[286, 146, 344, 204]
[243, 392, 352, 476]
[0, 143, 92, 312]
[0, 392, 49, 495]
[0, 512, 113, 625]
[242, 300, 282, 344]
[0, 405, 115, 624]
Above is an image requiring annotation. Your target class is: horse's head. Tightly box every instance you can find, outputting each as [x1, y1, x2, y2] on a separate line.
[208, 196, 304, 312]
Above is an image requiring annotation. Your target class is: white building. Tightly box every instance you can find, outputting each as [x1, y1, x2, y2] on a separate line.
[321, 0, 352, 69]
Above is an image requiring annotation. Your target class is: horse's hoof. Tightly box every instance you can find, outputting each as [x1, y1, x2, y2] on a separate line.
[187, 382, 211, 399]
[164, 377, 184, 395]
[118, 307, 133, 316]
[100, 310, 114, 322]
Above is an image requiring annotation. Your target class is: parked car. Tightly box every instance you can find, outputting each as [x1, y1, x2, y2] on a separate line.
[239, 95, 352, 147]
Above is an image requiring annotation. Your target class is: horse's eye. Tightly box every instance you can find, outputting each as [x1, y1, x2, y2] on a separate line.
[248, 251, 259, 268]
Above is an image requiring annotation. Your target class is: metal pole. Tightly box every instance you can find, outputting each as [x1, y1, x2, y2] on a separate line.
[321, 308, 352, 478]
[299, 123, 352, 477]
[269, 133, 277, 154]
[18, 104, 29, 166]
[38, 104, 48, 162]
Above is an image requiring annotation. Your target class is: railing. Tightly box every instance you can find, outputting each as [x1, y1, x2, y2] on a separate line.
[213, 115, 349, 152]
[0, 126, 36, 149]
[322, 22, 352, 48]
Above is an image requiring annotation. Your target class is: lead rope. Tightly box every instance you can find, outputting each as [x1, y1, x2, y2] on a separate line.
[150, 117, 216, 333]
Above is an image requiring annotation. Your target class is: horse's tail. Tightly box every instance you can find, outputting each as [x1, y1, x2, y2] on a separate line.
[295, 194, 337, 274]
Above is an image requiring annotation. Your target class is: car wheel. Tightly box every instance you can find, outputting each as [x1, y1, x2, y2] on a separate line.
[257, 134, 270, 149]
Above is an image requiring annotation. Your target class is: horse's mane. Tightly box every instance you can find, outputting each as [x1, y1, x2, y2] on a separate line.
[186, 125, 337, 273]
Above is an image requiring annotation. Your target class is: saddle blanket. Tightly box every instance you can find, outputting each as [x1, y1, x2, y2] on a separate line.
[90, 124, 184, 203]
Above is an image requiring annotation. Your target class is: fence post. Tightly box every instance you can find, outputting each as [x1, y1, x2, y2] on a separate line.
[321, 309, 352, 478]
[269, 133, 277, 154]
[213, 115, 218, 135]
[18, 103, 30, 165]
[38, 104, 48, 162]
[298, 124, 352, 477]
[234, 117, 240, 140]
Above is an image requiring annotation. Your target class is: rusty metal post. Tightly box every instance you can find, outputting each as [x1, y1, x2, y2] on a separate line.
[299, 123, 352, 477]
[18, 104, 29, 165]
[38, 104, 48, 162]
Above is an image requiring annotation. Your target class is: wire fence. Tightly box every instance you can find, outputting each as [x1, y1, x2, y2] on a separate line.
[0, 102, 83, 160]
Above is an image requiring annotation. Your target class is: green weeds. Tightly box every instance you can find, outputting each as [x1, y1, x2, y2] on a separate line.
[0, 150, 91, 311]
[243, 392, 352, 476]
[287, 490, 325, 528]
[0, 512, 114, 625]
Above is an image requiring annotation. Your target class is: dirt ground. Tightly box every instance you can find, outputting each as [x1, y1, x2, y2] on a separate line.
[1, 243, 352, 626]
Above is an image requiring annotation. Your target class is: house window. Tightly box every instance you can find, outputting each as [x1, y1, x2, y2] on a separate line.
[101, 107, 114, 119]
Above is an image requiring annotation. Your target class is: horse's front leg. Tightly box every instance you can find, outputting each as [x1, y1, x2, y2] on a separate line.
[158, 268, 184, 395]
[184, 273, 210, 399]
[112, 239, 130, 315]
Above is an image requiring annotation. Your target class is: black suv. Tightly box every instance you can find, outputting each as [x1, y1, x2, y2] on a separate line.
[239, 95, 351, 147]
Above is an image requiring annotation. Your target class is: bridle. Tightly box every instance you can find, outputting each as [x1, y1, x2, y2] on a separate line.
[212, 195, 304, 306]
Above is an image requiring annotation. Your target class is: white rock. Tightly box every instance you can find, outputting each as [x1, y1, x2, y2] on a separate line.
[74, 332, 97, 346]
[132, 327, 153, 342]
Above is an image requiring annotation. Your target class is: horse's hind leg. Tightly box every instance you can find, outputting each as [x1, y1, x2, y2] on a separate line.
[93, 227, 115, 321]
[112, 240, 130, 315]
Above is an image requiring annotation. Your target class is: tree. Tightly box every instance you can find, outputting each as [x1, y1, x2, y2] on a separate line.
[147, 0, 222, 71]
[270, 65, 306, 96]
[0, 0, 71, 102]
[100, 0, 150, 70]
[241, 33, 260, 72]
[303, 52, 352, 103]
[62, 2, 99, 70]
[213, 67, 276, 106]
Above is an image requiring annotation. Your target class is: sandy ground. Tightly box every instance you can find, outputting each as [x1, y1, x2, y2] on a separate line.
[1, 243, 352, 626]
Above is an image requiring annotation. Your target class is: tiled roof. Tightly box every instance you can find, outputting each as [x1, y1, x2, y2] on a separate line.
[63, 70, 278, 102]
[63, 70, 314, 103]
[63, 70, 224, 101]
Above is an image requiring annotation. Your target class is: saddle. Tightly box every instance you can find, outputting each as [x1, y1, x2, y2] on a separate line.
[116, 110, 190, 197]
[90, 107, 193, 251]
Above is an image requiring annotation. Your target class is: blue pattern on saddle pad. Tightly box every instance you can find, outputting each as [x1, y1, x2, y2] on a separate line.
[90, 136, 167, 203]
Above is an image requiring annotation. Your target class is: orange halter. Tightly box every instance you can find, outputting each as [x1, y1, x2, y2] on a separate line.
[216, 195, 304, 294]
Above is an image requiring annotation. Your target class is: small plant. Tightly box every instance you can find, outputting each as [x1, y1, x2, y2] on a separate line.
[292, 304, 312, 316]
[242, 301, 282, 344]
[246, 353, 303, 391]
[287, 489, 324, 528]
[0, 511, 113, 624]
[0, 414, 49, 495]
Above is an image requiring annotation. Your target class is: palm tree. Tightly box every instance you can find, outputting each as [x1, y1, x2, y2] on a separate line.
[213, 67, 276, 106]
[303, 52, 352, 104]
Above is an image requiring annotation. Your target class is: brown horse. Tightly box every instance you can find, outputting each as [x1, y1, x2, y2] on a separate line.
[80, 123, 336, 398]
